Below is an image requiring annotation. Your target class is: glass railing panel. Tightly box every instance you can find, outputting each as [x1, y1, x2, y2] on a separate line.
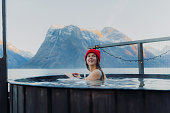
[143, 41, 170, 74]
[101, 44, 139, 74]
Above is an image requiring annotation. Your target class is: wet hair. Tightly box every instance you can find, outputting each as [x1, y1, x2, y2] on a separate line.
[85, 54, 104, 80]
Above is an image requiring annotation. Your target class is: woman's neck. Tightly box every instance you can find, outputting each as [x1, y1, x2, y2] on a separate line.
[89, 65, 97, 72]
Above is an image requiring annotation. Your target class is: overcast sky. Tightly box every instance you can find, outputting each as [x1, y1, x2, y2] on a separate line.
[1, 0, 170, 54]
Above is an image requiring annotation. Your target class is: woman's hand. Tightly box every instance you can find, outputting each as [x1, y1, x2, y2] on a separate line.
[72, 73, 81, 78]
[64, 72, 81, 78]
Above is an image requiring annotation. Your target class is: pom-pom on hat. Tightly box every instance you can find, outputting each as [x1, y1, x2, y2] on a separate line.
[85, 49, 101, 62]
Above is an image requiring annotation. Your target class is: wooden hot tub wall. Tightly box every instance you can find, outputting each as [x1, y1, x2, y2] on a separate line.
[9, 74, 170, 113]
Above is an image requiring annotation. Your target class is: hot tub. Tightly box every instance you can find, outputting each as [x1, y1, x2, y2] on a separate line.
[9, 74, 170, 113]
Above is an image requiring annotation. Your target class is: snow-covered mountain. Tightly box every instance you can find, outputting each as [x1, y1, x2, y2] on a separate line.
[7, 42, 33, 58]
[0, 40, 32, 68]
[22, 25, 167, 68]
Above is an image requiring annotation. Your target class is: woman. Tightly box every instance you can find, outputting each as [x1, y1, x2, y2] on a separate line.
[65, 49, 106, 81]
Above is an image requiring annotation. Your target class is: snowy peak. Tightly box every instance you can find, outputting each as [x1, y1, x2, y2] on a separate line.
[100, 27, 132, 43]
[89, 29, 103, 38]
[101, 27, 114, 36]
[0, 40, 21, 53]
[80, 28, 103, 38]
[50, 25, 65, 29]
[62, 25, 81, 36]
[47, 25, 130, 41]
[24, 24, 162, 68]
[8, 43, 33, 58]
[50, 25, 81, 32]
[8, 43, 22, 53]
[46, 24, 135, 45]
[50, 25, 104, 38]
[0, 40, 33, 58]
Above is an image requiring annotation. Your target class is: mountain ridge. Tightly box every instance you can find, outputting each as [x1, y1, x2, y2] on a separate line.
[22, 25, 167, 68]
[0, 40, 32, 68]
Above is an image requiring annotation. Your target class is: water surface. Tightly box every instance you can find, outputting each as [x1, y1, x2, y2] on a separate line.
[8, 68, 170, 90]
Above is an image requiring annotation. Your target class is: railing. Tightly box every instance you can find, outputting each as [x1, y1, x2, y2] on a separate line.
[0, 0, 8, 113]
[88, 36, 170, 74]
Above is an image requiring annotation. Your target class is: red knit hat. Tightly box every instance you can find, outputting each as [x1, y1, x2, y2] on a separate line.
[85, 49, 101, 62]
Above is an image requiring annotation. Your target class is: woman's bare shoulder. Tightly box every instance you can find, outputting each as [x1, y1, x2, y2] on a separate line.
[92, 69, 101, 74]
[84, 69, 101, 80]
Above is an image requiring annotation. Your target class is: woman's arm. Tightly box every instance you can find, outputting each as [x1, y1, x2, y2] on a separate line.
[64, 72, 74, 78]
[65, 70, 102, 80]
[84, 70, 101, 80]
[65, 72, 81, 78]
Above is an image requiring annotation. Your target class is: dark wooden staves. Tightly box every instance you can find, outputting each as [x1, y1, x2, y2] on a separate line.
[145, 90, 170, 113]
[12, 85, 18, 113]
[10, 85, 13, 113]
[52, 88, 68, 113]
[9, 78, 170, 113]
[117, 90, 144, 113]
[92, 90, 116, 113]
[70, 89, 91, 113]
[25, 87, 48, 113]
[18, 86, 24, 113]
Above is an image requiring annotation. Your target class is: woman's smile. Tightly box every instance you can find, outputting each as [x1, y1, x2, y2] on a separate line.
[88, 59, 95, 63]
[86, 53, 97, 66]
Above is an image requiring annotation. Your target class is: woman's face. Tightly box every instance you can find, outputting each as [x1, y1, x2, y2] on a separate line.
[86, 53, 97, 66]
